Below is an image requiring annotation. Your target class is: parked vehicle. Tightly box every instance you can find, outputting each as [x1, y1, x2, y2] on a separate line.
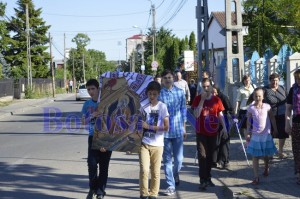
[76, 84, 91, 101]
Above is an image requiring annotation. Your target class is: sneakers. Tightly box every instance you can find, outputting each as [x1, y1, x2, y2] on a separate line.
[86, 190, 96, 199]
[164, 187, 176, 196]
[174, 174, 180, 186]
[199, 180, 207, 191]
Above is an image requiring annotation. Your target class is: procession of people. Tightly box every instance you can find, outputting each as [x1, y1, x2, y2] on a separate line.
[83, 69, 300, 199]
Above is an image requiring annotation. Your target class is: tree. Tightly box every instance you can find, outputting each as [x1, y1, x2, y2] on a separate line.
[72, 33, 90, 51]
[0, 2, 12, 78]
[243, 0, 300, 55]
[189, 31, 196, 52]
[5, 0, 50, 78]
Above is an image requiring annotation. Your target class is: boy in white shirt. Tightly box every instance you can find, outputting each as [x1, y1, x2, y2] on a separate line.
[139, 81, 169, 199]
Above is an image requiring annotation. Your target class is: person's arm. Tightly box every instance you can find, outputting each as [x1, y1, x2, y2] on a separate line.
[246, 111, 252, 142]
[234, 89, 241, 115]
[285, 88, 293, 134]
[285, 104, 292, 134]
[194, 92, 205, 118]
[186, 82, 191, 102]
[196, 82, 202, 96]
[218, 111, 228, 139]
[268, 110, 278, 137]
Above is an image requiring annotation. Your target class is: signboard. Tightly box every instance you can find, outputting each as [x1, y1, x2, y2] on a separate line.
[92, 72, 153, 153]
[184, 51, 195, 71]
[151, 61, 158, 71]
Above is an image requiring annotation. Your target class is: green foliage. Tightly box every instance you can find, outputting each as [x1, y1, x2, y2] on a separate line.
[4, 0, 50, 78]
[243, 0, 300, 55]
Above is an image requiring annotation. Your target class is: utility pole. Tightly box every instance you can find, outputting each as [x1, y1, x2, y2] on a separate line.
[49, 32, 55, 98]
[82, 53, 86, 83]
[196, 0, 209, 80]
[72, 51, 75, 87]
[151, 3, 156, 63]
[64, 33, 67, 88]
[25, 3, 32, 90]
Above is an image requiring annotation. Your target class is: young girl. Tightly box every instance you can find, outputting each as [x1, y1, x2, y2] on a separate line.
[246, 88, 278, 185]
[139, 81, 169, 199]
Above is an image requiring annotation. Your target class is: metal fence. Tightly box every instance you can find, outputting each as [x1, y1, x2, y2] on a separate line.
[0, 79, 14, 98]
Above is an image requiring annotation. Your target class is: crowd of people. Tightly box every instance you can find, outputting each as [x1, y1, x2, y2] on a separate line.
[81, 68, 300, 199]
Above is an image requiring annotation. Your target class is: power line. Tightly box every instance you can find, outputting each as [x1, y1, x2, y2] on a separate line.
[43, 10, 148, 18]
[159, 0, 188, 27]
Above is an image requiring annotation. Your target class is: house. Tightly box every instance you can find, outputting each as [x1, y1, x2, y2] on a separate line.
[126, 34, 146, 61]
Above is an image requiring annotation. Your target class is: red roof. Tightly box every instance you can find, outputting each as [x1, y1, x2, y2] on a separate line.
[127, 34, 142, 40]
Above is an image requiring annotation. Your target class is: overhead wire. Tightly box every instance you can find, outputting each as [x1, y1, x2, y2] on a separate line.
[159, 0, 188, 28]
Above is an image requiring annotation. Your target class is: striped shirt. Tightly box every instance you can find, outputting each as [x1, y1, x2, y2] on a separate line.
[159, 86, 187, 138]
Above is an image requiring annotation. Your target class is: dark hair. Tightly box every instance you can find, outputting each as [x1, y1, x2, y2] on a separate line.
[86, 79, 99, 88]
[201, 77, 211, 84]
[212, 84, 220, 92]
[203, 71, 210, 77]
[155, 74, 161, 79]
[269, 73, 280, 81]
[294, 69, 300, 79]
[242, 74, 251, 85]
[254, 87, 265, 94]
[146, 81, 161, 93]
[161, 69, 173, 77]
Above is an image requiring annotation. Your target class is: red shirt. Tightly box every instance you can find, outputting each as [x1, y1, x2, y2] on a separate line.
[192, 95, 224, 136]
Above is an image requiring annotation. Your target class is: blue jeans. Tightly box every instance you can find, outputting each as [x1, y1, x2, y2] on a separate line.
[163, 136, 184, 188]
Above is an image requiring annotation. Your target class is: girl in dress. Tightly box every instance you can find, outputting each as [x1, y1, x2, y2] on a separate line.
[246, 88, 278, 185]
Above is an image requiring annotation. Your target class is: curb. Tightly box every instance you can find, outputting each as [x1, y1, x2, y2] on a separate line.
[0, 94, 71, 120]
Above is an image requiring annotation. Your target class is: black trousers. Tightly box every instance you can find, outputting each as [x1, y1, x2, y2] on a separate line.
[88, 136, 112, 195]
[196, 134, 217, 181]
[212, 129, 230, 165]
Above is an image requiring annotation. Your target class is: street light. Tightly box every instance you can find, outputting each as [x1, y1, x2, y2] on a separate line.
[133, 25, 145, 74]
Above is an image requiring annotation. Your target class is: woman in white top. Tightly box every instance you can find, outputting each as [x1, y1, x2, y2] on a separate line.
[234, 74, 256, 139]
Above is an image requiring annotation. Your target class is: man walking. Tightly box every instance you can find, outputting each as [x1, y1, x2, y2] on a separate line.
[159, 69, 187, 196]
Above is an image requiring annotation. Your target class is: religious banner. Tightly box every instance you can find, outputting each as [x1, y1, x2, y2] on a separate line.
[92, 72, 153, 153]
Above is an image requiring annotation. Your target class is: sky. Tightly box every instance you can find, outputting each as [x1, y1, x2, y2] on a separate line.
[4, 0, 225, 62]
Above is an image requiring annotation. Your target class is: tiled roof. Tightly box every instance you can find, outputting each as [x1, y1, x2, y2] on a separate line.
[127, 34, 142, 40]
[209, 11, 237, 29]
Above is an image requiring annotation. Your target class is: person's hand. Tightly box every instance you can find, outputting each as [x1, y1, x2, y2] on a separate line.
[142, 121, 149, 129]
[100, 147, 106, 152]
[183, 132, 188, 139]
[92, 111, 101, 118]
[285, 122, 292, 135]
[246, 134, 251, 142]
[200, 92, 207, 99]
[222, 129, 228, 139]
[194, 107, 201, 118]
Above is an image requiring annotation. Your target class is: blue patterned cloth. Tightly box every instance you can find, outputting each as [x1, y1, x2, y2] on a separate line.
[159, 86, 187, 138]
[246, 133, 277, 157]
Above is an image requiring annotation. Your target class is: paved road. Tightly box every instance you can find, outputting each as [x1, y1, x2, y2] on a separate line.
[1, 94, 300, 199]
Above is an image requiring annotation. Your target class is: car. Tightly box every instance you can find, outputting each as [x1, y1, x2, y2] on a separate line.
[76, 84, 91, 101]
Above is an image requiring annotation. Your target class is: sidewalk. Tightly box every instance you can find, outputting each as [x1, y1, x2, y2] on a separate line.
[0, 97, 299, 198]
[0, 93, 70, 120]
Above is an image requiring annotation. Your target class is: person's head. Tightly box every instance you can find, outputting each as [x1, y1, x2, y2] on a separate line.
[242, 74, 251, 86]
[161, 69, 174, 89]
[202, 71, 210, 78]
[176, 71, 182, 81]
[86, 79, 99, 100]
[212, 85, 220, 96]
[269, 73, 280, 89]
[202, 78, 212, 95]
[154, 74, 162, 85]
[146, 81, 161, 103]
[294, 69, 300, 86]
[190, 79, 195, 84]
[253, 87, 264, 103]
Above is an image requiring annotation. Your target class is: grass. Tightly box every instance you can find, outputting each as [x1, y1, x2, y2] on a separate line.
[0, 101, 12, 107]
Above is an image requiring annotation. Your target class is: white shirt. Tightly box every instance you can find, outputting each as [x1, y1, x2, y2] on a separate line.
[142, 101, 169, 146]
[174, 79, 190, 101]
[236, 84, 256, 110]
